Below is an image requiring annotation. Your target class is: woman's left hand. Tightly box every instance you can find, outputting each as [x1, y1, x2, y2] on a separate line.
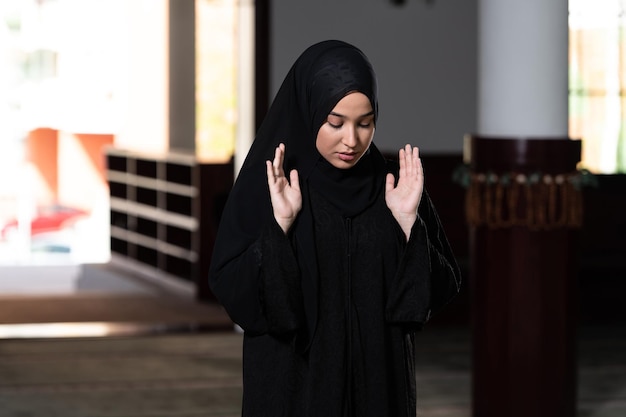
[385, 144, 424, 241]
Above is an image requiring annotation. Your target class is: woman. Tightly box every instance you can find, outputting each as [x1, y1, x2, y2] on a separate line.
[209, 40, 461, 416]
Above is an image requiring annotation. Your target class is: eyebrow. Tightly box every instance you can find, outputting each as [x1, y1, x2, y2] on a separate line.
[329, 110, 375, 119]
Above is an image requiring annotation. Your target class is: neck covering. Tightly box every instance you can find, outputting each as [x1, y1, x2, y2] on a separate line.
[209, 40, 385, 350]
[308, 148, 384, 217]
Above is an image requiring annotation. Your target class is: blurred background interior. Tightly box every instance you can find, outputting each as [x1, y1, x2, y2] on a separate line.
[0, 0, 625, 416]
[0, 0, 623, 320]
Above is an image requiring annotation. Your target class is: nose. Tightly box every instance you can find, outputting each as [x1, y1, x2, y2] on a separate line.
[342, 125, 358, 148]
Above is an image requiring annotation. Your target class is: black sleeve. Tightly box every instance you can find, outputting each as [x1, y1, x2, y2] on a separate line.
[385, 190, 461, 327]
[209, 216, 304, 336]
[259, 218, 305, 335]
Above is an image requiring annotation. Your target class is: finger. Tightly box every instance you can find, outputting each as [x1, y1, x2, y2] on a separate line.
[289, 169, 300, 191]
[411, 146, 420, 178]
[409, 146, 422, 179]
[385, 172, 396, 193]
[404, 144, 414, 176]
[414, 147, 423, 178]
[266, 160, 275, 185]
[273, 144, 285, 177]
[398, 147, 406, 178]
[401, 145, 415, 179]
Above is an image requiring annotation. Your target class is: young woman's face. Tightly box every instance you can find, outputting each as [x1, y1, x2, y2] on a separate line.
[316, 92, 376, 169]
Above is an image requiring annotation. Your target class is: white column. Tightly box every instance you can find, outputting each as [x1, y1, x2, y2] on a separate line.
[235, 0, 256, 177]
[478, 0, 569, 137]
[168, 0, 196, 153]
[116, 0, 169, 154]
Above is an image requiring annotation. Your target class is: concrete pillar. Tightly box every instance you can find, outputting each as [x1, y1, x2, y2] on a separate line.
[469, 1, 580, 416]
[168, 0, 196, 153]
[478, 0, 569, 137]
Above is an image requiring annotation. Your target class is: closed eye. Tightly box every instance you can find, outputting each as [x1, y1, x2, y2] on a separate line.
[358, 116, 374, 128]
[326, 113, 374, 129]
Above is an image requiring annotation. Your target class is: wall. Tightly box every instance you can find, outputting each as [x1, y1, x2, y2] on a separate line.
[26, 128, 59, 206]
[58, 133, 113, 211]
[271, 0, 478, 154]
[578, 175, 626, 324]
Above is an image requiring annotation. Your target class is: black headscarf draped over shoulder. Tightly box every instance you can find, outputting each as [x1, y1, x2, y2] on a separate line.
[209, 40, 386, 347]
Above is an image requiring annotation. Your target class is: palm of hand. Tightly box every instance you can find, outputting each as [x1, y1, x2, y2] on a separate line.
[385, 175, 422, 215]
[385, 145, 424, 238]
[266, 143, 302, 234]
[269, 172, 302, 221]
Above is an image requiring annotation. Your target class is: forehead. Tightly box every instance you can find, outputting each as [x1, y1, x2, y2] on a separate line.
[331, 92, 373, 114]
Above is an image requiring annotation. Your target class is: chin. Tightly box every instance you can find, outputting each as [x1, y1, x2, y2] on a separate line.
[336, 157, 362, 169]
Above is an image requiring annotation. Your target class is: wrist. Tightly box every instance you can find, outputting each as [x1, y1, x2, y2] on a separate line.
[275, 217, 295, 235]
[394, 212, 417, 241]
[395, 211, 417, 225]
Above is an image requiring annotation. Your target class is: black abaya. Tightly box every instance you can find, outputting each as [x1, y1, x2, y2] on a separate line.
[207, 40, 461, 416]
[241, 177, 459, 416]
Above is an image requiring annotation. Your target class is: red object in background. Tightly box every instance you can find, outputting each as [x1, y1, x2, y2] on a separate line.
[0, 205, 89, 240]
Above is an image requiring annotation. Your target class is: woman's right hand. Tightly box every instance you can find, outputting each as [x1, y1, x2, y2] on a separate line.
[266, 143, 302, 234]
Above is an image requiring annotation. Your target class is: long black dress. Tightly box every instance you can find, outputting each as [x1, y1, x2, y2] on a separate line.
[241, 179, 460, 416]
[207, 40, 461, 416]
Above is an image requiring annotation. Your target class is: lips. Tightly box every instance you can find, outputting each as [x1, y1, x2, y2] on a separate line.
[338, 152, 357, 162]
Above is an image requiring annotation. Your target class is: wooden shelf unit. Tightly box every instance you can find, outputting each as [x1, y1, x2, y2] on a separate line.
[105, 147, 233, 300]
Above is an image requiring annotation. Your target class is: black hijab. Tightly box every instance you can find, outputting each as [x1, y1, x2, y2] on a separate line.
[209, 40, 386, 348]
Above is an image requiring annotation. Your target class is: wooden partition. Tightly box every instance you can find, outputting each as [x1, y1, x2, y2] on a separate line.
[105, 147, 233, 301]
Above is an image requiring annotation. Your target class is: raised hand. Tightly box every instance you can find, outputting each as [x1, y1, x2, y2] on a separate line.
[385, 144, 424, 241]
[266, 143, 302, 234]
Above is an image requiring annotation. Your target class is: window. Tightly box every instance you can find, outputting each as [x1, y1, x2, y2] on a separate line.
[195, 0, 238, 162]
[569, 0, 626, 173]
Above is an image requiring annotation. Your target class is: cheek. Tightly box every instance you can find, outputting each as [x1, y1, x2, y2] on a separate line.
[364, 128, 375, 144]
[316, 126, 338, 152]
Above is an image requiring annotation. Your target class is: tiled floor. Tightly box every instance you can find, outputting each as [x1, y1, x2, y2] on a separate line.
[0, 324, 625, 417]
[0, 332, 244, 417]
